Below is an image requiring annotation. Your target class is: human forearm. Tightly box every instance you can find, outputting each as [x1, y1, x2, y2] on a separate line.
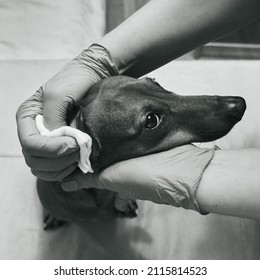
[99, 0, 260, 77]
[197, 149, 260, 220]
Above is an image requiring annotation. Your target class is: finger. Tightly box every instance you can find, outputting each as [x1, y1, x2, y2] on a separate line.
[42, 69, 97, 129]
[16, 89, 79, 158]
[16, 88, 43, 120]
[18, 116, 78, 157]
[128, 200, 138, 210]
[23, 150, 80, 171]
[61, 169, 102, 191]
[114, 196, 129, 212]
[31, 164, 78, 182]
[61, 161, 130, 192]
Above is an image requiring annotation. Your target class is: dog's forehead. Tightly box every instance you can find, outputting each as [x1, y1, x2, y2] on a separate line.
[119, 77, 163, 92]
[100, 76, 168, 101]
[83, 75, 174, 123]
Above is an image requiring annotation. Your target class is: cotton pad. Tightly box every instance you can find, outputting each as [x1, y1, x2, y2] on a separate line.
[35, 114, 93, 173]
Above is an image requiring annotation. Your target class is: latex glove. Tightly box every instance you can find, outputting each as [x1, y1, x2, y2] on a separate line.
[62, 144, 217, 213]
[16, 44, 119, 181]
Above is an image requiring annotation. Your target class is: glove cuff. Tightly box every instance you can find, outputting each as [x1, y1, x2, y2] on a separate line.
[75, 44, 119, 79]
[91, 43, 119, 76]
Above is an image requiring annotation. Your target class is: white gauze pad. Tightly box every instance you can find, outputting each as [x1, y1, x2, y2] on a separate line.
[35, 115, 93, 173]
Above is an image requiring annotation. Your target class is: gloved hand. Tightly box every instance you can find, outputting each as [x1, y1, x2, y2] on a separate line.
[62, 144, 217, 213]
[16, 44, 119, 181]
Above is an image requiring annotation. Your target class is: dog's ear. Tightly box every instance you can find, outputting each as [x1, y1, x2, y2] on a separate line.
[66, 104, 81, 126]
[76, 107, 103, 172]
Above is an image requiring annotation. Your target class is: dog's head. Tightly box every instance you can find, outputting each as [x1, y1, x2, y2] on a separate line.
[77, 76, 246, 171]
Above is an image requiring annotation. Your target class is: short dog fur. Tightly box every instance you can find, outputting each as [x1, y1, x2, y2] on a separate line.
[37, 76, 246, 229]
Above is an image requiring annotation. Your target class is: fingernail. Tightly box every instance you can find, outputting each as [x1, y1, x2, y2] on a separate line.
[61, 178, 79, 191]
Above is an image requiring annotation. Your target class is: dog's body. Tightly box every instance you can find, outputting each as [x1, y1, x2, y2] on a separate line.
[37, 76, 246, 229]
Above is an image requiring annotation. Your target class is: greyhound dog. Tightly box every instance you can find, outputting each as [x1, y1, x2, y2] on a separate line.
[37, 76, 246, 229]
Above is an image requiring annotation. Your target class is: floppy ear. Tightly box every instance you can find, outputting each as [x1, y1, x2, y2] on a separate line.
[66, 103, 81, 126]
[75, 106, 106, 172]
[36, 114, 94, 174]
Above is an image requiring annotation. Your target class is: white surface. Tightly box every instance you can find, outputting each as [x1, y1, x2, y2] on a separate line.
[0, 0, 106, 59]
[0, 60, 68, 156]
[36, 114, 93, 173]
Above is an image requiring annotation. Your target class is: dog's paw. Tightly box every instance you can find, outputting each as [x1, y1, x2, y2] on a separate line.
[43, 212, 67, 230]
[116, 199, 138, 218]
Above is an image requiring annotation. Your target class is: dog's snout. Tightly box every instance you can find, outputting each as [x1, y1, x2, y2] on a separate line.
[224, 96, 246, 121]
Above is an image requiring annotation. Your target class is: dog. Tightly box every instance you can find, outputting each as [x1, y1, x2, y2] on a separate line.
[37, 75, 246, 229]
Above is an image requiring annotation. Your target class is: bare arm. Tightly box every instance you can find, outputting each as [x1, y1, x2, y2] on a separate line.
[99, 0, 260, 77]
[197, 149, 260, 220]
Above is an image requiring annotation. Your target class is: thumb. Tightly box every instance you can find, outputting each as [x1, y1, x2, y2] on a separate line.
[42, 90, 69, 130]
[61, 169, 106, 192]
[61, 162, 127, 192]
[61, 159, 145, 199]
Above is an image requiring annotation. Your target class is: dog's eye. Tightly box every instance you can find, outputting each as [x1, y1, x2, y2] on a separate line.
[145, 113, 160, 129]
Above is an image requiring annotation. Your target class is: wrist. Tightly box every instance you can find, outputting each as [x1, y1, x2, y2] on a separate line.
[90, 43, 119, 76]
[77, 44, 119, 78]
[98, 36, 140, 77]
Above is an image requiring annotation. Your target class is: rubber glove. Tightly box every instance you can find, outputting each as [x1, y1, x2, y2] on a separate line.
[62, 144, 217, 213]
[16, 44, 119, 181]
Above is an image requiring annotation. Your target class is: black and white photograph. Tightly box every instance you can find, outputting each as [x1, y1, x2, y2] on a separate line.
[1, 0, 260, 275]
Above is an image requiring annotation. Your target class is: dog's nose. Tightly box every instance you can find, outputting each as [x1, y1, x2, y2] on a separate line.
[224, 96, 246, 121]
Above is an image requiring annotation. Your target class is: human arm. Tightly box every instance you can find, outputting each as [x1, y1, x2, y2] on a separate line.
[62, 147, 260, 220]
[62, 144, 217, 214]
[197, 148, 260, 220]
[99, 0, 260, 77]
